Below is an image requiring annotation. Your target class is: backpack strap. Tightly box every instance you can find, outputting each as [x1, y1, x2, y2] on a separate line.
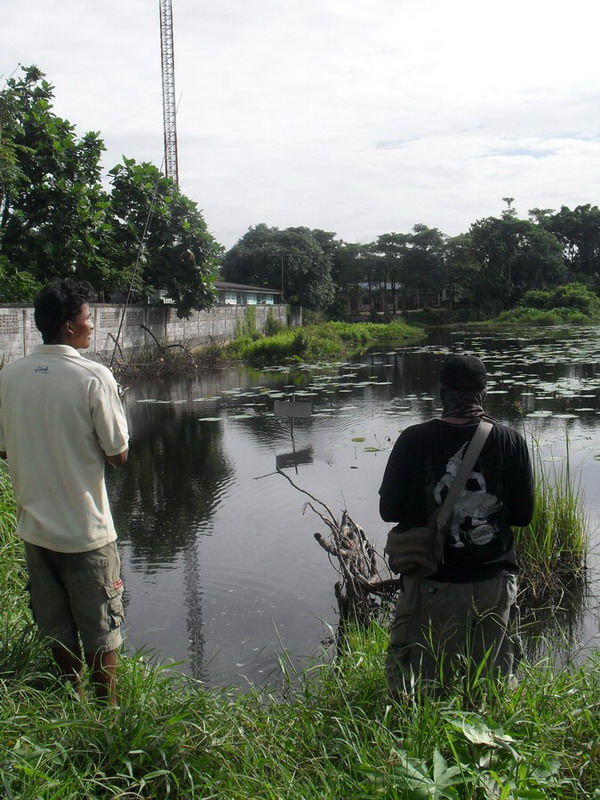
[435, 419, 494, 531]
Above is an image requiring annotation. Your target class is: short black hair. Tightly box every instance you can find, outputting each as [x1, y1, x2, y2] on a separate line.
[34, 279, 93, 343]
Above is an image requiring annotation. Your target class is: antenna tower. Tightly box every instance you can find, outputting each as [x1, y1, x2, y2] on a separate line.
[159, 0, 179, 186]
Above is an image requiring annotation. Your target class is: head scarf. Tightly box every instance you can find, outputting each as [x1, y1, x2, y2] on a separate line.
[439, 355, 487, 419]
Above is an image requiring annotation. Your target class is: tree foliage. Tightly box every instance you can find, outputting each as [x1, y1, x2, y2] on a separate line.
[4, 68, 600, 320]
[221, 224, 335, 310]
[107, 159, 220, 317]
[0, 66, 220, 316]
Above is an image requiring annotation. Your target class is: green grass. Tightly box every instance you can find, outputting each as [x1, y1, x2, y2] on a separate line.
[227, 320, 425, 366]
[517, 444, 588, 602]
[497, 307, 592, 325]
[0, 460, 597, 799]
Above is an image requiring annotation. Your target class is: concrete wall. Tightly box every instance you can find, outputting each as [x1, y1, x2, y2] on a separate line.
[0, 303, 293, 364]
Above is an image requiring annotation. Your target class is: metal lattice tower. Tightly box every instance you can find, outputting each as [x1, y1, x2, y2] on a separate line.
[159, 0, 179, 186]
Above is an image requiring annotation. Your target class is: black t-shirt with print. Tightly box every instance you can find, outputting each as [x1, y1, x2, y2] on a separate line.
[379, 417, 534, 582]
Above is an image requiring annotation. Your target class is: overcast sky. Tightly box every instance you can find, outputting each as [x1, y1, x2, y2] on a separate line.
[3, 0, 600, 249]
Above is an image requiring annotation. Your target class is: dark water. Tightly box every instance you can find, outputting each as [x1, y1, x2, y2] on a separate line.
[108, 325, 600, 687]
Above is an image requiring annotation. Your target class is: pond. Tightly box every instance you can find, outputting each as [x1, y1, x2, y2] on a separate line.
[108, 324, 600, 688]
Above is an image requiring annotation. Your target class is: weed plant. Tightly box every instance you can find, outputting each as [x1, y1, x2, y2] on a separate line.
[0, 466, 598, 798]
[228, 320, 425, 366]
[516, 444, 588, 601]
[497, 307, 591, 325]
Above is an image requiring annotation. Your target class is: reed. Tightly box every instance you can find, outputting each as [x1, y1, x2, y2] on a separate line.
[516, 443, 588, 602]
[0, 615, 597, 798]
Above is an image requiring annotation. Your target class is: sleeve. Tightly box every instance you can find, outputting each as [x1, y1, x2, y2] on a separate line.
[90, 373, 129, 457]
[378, 427, 425, 525]
[505, 431, 535, 527]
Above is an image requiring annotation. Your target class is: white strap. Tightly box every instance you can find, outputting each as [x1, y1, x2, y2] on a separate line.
[436, 420, 493, 529]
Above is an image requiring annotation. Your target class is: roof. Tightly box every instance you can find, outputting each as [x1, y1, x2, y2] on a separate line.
[214, 281, 281, 295]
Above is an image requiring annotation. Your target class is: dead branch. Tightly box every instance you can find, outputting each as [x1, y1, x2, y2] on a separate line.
[276, 468, 399, 628]
[141, 324, 194, 358]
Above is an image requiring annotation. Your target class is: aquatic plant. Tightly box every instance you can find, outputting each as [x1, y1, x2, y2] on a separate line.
[228, 320, 425, 366]
[516, 442, 588, 603]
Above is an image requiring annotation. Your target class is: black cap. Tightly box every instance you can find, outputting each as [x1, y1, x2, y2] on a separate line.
[440, 355, 487, 391]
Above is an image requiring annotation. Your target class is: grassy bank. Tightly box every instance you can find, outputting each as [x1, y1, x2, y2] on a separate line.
[109, 319, 425, 378]
[0, 615, 598, 798]
[0, 456, 597, 798]
[225, 320, 425, 367]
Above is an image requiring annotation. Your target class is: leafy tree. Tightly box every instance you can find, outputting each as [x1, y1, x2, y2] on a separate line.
[222, 224, 335, 310]
[330, 242, 372, 315]
[373, 233, 410, 312]
[0, 66, 113, 298]
[0, 66, 220, 316]
[404, 224, 447, 309]
[107, 159, 221, 317]
[536, 204, 600, 285]
[444, 233, 482, 311]
[468, 206, 566, 312]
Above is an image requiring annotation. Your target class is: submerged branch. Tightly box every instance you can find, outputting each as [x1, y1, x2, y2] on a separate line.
[276, 469, 397, 627]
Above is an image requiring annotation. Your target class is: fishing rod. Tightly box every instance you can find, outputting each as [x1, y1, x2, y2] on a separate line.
[108, 164, 164, 370]
[108, 92, 184, 370]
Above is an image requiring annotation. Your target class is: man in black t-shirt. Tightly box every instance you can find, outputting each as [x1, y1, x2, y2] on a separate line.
[379, 355, 534, 696]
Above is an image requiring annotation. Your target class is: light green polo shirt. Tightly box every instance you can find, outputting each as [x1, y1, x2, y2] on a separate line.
[0, 345, 129, 553]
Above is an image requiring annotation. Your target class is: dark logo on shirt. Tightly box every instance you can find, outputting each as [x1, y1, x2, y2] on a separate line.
[34, 365, 49, 374]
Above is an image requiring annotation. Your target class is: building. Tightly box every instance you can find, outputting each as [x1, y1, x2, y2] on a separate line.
[214, 281, 281, 306]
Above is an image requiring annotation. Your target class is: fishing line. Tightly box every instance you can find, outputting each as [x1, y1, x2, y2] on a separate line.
[109, 92, 184, 369]
[108, 162, 164, 369]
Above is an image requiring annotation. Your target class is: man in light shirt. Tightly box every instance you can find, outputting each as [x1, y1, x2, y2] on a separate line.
[0, 279, 129, 704]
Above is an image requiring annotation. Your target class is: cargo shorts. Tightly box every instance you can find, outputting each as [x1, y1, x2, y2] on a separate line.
[24, 540, 125, 655]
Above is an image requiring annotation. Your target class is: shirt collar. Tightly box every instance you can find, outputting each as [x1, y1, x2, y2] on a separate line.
[33, 344, 84, 358]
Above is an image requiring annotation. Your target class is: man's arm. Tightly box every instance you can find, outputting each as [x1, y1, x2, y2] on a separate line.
[106, 448, 128, 468]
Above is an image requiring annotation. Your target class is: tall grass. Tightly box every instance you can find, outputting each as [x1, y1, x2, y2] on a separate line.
[228, 320, 425, 366]
[0, 453, 597, 798]
[516, 444, 588, 602]
[0, 618, 598, 798]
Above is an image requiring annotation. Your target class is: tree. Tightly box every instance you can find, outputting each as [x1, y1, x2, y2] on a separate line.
[330, 242, 372, 315]
[373, 233, 410, 313]
[0, 66, 113, 298]
[222, 225, 335, 310]
[468, 206, 566, 312]
[404, 224, 447, 309]
[0, 66, 221, 316]
[444, 233, 481, 310]
[536, 204, 600, 285]
[107, 159, 221, 317]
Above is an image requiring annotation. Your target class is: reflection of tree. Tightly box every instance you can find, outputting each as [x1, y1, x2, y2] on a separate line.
[107, 402, 234, 678]
[108, 405, 234, 564]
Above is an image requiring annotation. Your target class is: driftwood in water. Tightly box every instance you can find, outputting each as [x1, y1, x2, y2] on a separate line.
[275, 466, 400, 626]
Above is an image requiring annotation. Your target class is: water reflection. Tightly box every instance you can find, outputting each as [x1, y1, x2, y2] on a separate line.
[109, 395, 234, 678]
[108, 325, 600, 686]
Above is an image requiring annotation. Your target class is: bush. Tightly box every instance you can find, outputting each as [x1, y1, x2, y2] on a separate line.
[264, 307, 286, 337]
[517, 283, 600, 318]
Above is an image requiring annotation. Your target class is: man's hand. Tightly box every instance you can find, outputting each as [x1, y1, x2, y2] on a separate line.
[106, 449, 128, 468]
